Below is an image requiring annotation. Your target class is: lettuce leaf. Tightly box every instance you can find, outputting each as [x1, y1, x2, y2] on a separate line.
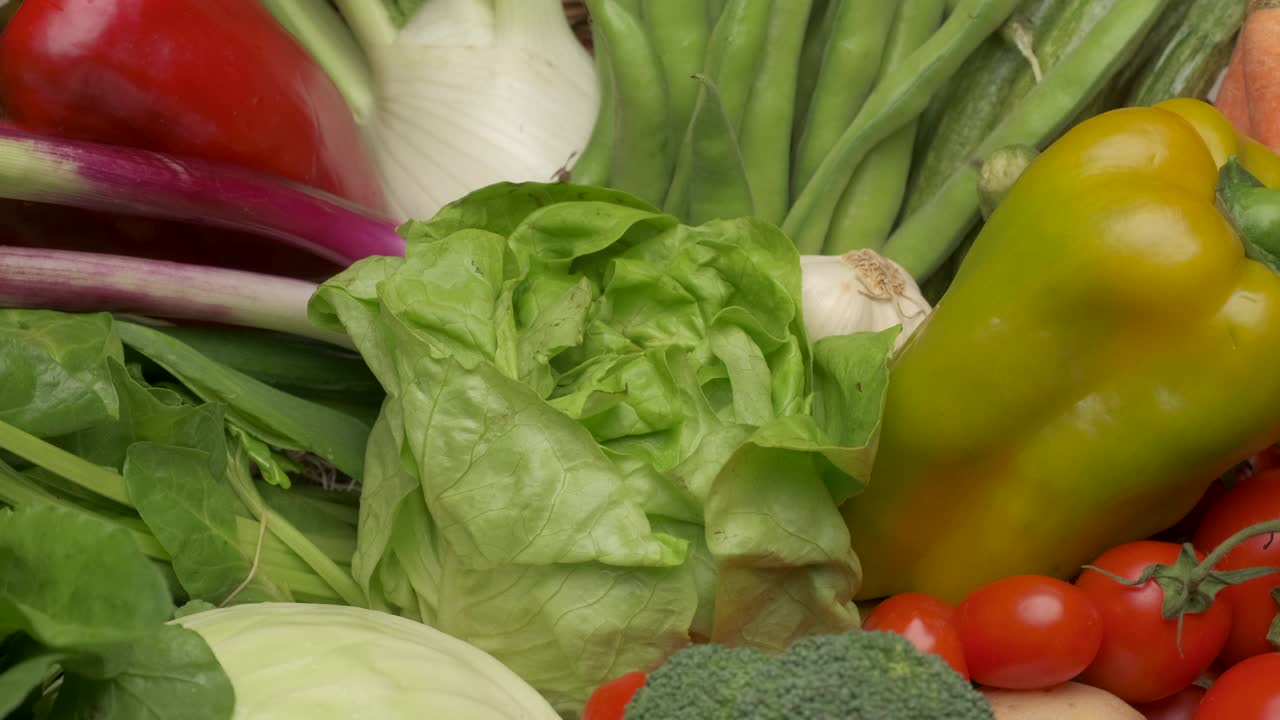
[309, 182, 894, 712]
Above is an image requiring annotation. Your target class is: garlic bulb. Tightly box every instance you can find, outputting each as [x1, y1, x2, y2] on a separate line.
[799, 250, 931, 349]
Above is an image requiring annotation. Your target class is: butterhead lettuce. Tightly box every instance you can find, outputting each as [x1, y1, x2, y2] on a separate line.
[308, 183, 895, 713]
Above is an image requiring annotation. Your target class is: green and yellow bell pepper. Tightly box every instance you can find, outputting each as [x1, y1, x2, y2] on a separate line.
[844, 99, 1280, 603]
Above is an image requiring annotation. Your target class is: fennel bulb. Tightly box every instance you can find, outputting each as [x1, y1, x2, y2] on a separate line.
[800, 249, 931, 349]
[267, 0, 599, 222]
[179, 603, 561, 720]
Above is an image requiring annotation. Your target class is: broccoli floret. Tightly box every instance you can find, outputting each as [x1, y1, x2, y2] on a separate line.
[623, 630, 994, 720]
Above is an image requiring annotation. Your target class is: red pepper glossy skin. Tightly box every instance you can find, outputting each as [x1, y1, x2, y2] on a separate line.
[0, 0, 385, 211]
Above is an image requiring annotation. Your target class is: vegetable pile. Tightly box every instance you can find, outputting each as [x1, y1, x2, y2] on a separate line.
[4, 0, 1280, 719]
[572, 0, 1243, 294]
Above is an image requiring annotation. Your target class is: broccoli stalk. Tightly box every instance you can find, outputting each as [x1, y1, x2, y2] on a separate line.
[623, 630, 995, 719]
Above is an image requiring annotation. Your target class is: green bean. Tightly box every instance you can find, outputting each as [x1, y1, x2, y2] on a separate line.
[586, 0, 672, 207]
[1002, 0, 1121, 106]
[881, 0, 1165, 280]
[642, 0, 711, 173]
[792, 0, 896, 198]
[782, 0, 1024, 254]
[667, 0, 773, 223]
[905, 0, 1069, 215]
[823, 0, 944, 253]
[738, 0, 813, 224]
[792, 0, 836, 150]
[570, 47, 614, 186]
[706, 0, 728, 24]
[707, 0, 774, 132]
[663, 119, 695, 218]
[686, 76, 756, 225]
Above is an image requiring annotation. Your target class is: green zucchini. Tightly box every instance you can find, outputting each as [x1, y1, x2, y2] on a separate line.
[905, 0, 1067, 215]
[1069, 0, 1194, 118]
[1126, 0, 1248, 105]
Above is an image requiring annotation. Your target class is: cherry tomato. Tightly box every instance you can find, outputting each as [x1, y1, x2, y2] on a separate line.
[583, 672, 647, 720]
[1133, 684, 1206, 720]
[1076, 541, 1232, 703]
[954, 575, 1102, 689]
[1192, 469, 1280, 666]
[1194, 652, 1280, 719]
[863, 592, 969, 679]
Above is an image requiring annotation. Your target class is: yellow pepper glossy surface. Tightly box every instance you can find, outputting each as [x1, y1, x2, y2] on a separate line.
[844, 101, 1280, 603]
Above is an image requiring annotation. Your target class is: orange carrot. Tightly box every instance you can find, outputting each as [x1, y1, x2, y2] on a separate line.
[1242, 0, 1280, 150]
[1217, 39, 1252, 136]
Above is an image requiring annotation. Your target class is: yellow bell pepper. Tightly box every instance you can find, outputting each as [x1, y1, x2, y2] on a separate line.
[843, 100, 1280, 604]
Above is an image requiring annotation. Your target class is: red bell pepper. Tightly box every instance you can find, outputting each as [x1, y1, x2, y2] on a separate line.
[0, 0, 385, 211]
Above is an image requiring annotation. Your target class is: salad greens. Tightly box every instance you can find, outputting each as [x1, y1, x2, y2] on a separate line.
[0, 505, 234, 718]
[0, 310, 371, 609]
[0, 180, 899, 716]
[310, 182, 896, 710]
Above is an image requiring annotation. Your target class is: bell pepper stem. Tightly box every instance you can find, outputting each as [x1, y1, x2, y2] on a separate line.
[1218, 157, 1280, 274]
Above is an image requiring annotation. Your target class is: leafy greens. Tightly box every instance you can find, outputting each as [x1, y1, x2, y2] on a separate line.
[0, 505, 235, 719]
[309, 182, 896, 711]
[0, 310, 371, 611]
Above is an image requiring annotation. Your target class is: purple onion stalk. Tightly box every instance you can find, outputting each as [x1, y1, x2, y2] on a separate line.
[0, 127, 406, 263]
[0, 247, 350, 347]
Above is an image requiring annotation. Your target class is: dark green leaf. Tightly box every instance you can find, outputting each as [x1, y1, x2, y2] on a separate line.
[0, 506, 172, 649]
[123, 443, 288, 605]
[51, 626, 234, 720]
[171, 601, 216, 621]
[55, 362, 225, 479]
[0, 311, 122, 438]
[152, 326, 382, 403]
[0, 651, 64, 717]
[228, 425, 297, 490]
[116, 322, 369, 479]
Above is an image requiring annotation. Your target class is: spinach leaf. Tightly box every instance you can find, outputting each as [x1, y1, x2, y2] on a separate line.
[0, 651, 64, 716]
[56, 362, 225, 479]
[0, 311, 122, 438]
[50, 626, 234, 720]
[153, 326, 382, 403]
[116, 322, 370, 478]
[0, 506, 172, 649]
[0, 508, 234, 720]
[123, 443, 289, 605]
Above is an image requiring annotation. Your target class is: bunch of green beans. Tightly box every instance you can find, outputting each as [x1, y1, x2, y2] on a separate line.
[574, 0, 1211, 290]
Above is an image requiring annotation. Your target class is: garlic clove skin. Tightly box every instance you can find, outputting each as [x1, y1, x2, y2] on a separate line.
[799, 249, 932, 350]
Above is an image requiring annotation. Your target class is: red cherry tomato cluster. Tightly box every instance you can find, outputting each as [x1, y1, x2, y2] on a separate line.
[857, 465, 1280, 719]
[582, 460, 1280, 720]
